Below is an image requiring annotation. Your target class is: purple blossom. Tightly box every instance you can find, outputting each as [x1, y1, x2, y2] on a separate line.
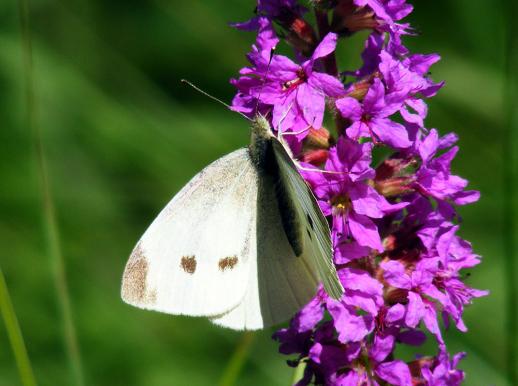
[233, 32, 344, 137]
[354, 0, 414, 55]
[346, 32, 384, 78]
[336, 78, 412, 148]
[302, 137, 405, 252]
[430, 226, 489, 331]
[420, 346, 467, 385]
[379, 50, 443, 128]
[230, 1, 487, 384]
[381, 259, 446, 341]
[414, 129, 480, 205]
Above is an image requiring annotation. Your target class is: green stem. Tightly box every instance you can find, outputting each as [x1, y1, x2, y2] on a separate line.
[314, 9, 338, 76]
[0, 266, 37, 386]
[314, 8, 346, 137]
[217, 332, 255, 386]
[290, 360, 307, 385]
[17, 1, 85, 385]
[502, 0, 518, 384]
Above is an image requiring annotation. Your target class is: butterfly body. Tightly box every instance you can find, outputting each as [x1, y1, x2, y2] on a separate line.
[121, 116, 343, 330]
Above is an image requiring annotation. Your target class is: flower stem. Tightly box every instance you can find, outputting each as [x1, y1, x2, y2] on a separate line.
[314, 8, 345, 136]
[314, 9, 338, 76]
[17, 1, 85, 385]
[502, 0, 518, 384]
[0, 266, 37, 386]
[291, 360, 307, 385]
[217, 332, 255, 386]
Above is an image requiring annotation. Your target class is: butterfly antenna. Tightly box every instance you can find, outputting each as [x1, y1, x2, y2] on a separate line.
[253, 47, 275, 117]
[181, 79, 252, 121]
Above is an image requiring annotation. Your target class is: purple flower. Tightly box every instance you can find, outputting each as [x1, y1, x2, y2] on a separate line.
[230, 17, 279, 116]
[414, 129, 480, 205]
[303, 137, 405, 252]
[336, 78, 412, 148]
[381, 259, 447, 341]
[259, 33, 344, 134]
[379, 50, 443, 128]
[273, 291, 325, 355]
[346, 32, 384, 78]
[421, 345, 467, 385]
[430, 226, 489, 331]
[326, 268, 384, 343]
[354, 0, 414, 55]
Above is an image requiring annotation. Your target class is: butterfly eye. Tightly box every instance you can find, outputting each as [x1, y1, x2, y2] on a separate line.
[180, 255, 197, 274]
[218, 256, 239, 271]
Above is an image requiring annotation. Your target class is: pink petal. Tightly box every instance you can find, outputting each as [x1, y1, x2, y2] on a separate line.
[405, 291, 424, 328]
[336, 97, 363, 121]
[348, 211, 383, 251]
[311, 32, 338, 61]
[375, 360, 413, 386]
[372, 118, 411, 148]
[381, 260, 412, 289]
[309, 72, 345, 97]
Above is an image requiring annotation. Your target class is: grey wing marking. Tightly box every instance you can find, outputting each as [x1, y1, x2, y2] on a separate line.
[271, 138, 344, 300]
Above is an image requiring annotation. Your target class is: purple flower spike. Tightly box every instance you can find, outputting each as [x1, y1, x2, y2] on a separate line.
[230, 2, 487, 384]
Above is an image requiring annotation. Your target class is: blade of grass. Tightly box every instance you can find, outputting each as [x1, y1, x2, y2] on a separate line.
[17, 1, 85, 385]
[502, 0, 518, 384]
[0, 266, 37, 386]
[217, 332, 255, 386]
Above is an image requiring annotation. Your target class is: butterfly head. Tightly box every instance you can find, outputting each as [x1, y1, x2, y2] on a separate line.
[249, 115, 274, 168]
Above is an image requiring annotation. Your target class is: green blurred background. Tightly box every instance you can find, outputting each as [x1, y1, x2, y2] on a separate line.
[0, 0, 515, 385]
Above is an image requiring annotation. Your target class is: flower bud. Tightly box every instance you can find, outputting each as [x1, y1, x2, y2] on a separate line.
[331, 0, 378, 35]
[375, 155, 416, 180]
[374, 155, 417, 197]
[306, 127, 332, 149]
[275, 8, 318, 56]
[345, 78, 373, 100]
[301, 149, 329, 165]
[375, 176, 415, 197]
[301, 127, 332, 165]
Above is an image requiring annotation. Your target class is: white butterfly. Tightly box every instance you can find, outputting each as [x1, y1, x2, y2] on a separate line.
[121, 115, 344, 330]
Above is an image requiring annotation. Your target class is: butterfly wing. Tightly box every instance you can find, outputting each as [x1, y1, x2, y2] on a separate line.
[271, 138, 344, 300]
[121, 148, 258, 317]
[210, 171, 320, 330]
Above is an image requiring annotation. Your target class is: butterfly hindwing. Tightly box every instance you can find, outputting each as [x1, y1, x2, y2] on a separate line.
[121, 149, 257, 317]
[210, 171, 319, 329]
[271, 137, 344, 300]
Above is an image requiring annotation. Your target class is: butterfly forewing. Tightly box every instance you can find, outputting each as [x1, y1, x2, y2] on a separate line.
[122, 149, 257, 317]
[271, 138, 344, 300]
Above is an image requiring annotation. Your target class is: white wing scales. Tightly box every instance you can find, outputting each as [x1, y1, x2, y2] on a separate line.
[122, 149, 257, 316]
[122, 126, 343, 329]
[211, 173, 319, 330]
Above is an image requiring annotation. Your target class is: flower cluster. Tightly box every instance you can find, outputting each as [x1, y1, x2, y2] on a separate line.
[231, 1, 487, 384]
